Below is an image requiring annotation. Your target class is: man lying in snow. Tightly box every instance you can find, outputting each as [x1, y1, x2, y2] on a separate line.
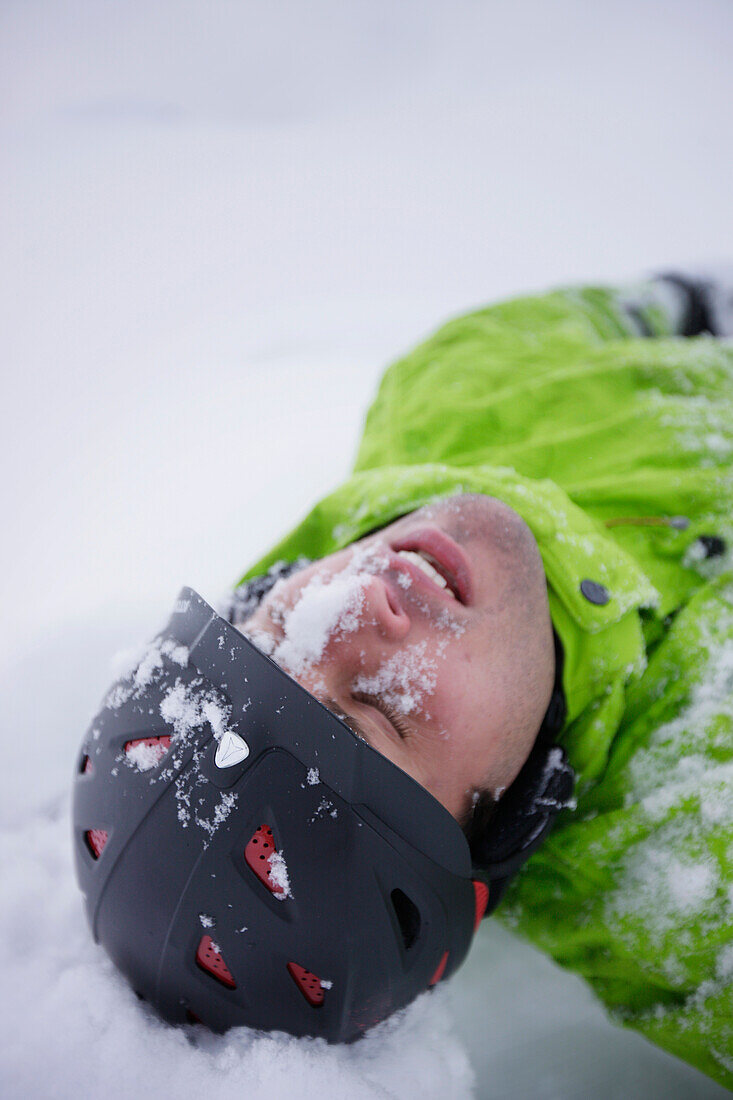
[228, 271, 733, 1088]
[74, 271, 732, 1089]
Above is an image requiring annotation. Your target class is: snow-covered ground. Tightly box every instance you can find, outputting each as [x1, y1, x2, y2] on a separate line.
[1, 2, 732, 1096]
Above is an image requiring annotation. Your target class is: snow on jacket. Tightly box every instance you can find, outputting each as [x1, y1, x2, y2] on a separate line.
[239, 280, 733, 1087]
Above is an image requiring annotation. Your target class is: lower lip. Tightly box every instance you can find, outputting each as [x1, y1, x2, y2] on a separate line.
[389, 528, 473, 605]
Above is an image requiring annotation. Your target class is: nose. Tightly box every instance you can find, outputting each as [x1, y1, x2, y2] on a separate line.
[360, 575, 411, 643]
[291, 572, 415, 706]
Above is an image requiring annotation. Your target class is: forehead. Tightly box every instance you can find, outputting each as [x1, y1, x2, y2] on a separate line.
[359, 494, 534, 552]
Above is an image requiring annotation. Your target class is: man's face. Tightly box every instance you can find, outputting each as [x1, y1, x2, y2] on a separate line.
[239, 493, 555, 821]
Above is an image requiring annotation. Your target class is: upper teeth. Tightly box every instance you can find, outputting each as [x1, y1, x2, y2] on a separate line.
[396, 549, 456, 597]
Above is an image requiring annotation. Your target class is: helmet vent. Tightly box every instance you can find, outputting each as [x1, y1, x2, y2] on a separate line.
[245, 824, 288, 898]
[195, 935, 236, 989]
[124, 735, 172, 769]
[472, 881, 490, 931]
[390, 889, 421, 951]
[80, 754, 92, 774]
[428, 950, 449, 987]
[85, 829, 108, 859]
[287, 962, 325, 1007]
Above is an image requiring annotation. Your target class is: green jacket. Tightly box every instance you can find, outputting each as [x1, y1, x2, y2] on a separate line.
[240, 281, 733, 1087]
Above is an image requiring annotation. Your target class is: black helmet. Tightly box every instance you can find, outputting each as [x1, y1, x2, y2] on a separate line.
[72, 585, 572, 1040]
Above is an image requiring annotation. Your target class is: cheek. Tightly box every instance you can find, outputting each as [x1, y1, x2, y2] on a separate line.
[421, 653, 478, 731]
[267, 551, 354, 615]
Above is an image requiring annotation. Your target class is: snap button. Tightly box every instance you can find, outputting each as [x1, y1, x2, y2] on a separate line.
[698, 535, 727, 559]
[580, 579, 610, 605]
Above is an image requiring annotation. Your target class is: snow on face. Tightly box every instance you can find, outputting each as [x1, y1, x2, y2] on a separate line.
[352, 640, 439, 715]
[242, 542, 392, 678]
[266, 542, 393, 677]
[242, 540, 458, 721]
[269, 569, 369, 675]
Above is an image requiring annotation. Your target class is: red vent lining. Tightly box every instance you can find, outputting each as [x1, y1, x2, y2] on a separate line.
[195, 935, 236, 989]
[85, 829, 108, 859]
[287, 962, 325, 1006]
[124, 735, 172, 764]
[472, 881, 490, 931]
[245, 824, 287, 897]
[428, 950, 449, 987]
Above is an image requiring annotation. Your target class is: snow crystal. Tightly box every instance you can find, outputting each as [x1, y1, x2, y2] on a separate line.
[320, 979, 333, 990]
[104, 636, 190, 711]
[627, 632, 733, 828]
[605, 620, 733, 995]
[241, 626, 276, 656]
[716, 943, 733, 983]
[195, 790, 238, 842]
[310, 797, 338, 822]
[245, 542, 401, 679]
[199, 913, 215, 929]
[352, 640, 438, 714]
[158, 679, 232, 747]
[166, 642, 189, 667]
[268, 850, 292, 900]
[124, 741, 167, 772]
[269, 570, 370, 675]
[608, 829, 721, 942]
[134, 638, 187, 689]
[306, 767, 320, 785]
[108, 639, 150, 681]
[667, 860, 717, 914]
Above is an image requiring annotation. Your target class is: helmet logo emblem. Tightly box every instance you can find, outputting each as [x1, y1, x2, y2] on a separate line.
[215, 731, 250, 769]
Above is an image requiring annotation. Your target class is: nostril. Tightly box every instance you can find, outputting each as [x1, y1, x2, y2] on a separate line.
[375, 578, 410, 640]
[383, 584, 401, 617]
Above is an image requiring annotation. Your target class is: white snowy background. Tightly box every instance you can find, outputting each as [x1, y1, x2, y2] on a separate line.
[1, 1, 732, 1097]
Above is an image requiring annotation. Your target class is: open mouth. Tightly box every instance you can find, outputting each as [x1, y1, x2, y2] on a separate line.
[389, 528, 472, 605]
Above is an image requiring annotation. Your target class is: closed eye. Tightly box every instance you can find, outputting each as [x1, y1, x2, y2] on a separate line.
[352, 691, 412, 741]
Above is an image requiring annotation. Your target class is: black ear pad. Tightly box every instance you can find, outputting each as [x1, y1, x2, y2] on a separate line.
[471, 741, 575, 913]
